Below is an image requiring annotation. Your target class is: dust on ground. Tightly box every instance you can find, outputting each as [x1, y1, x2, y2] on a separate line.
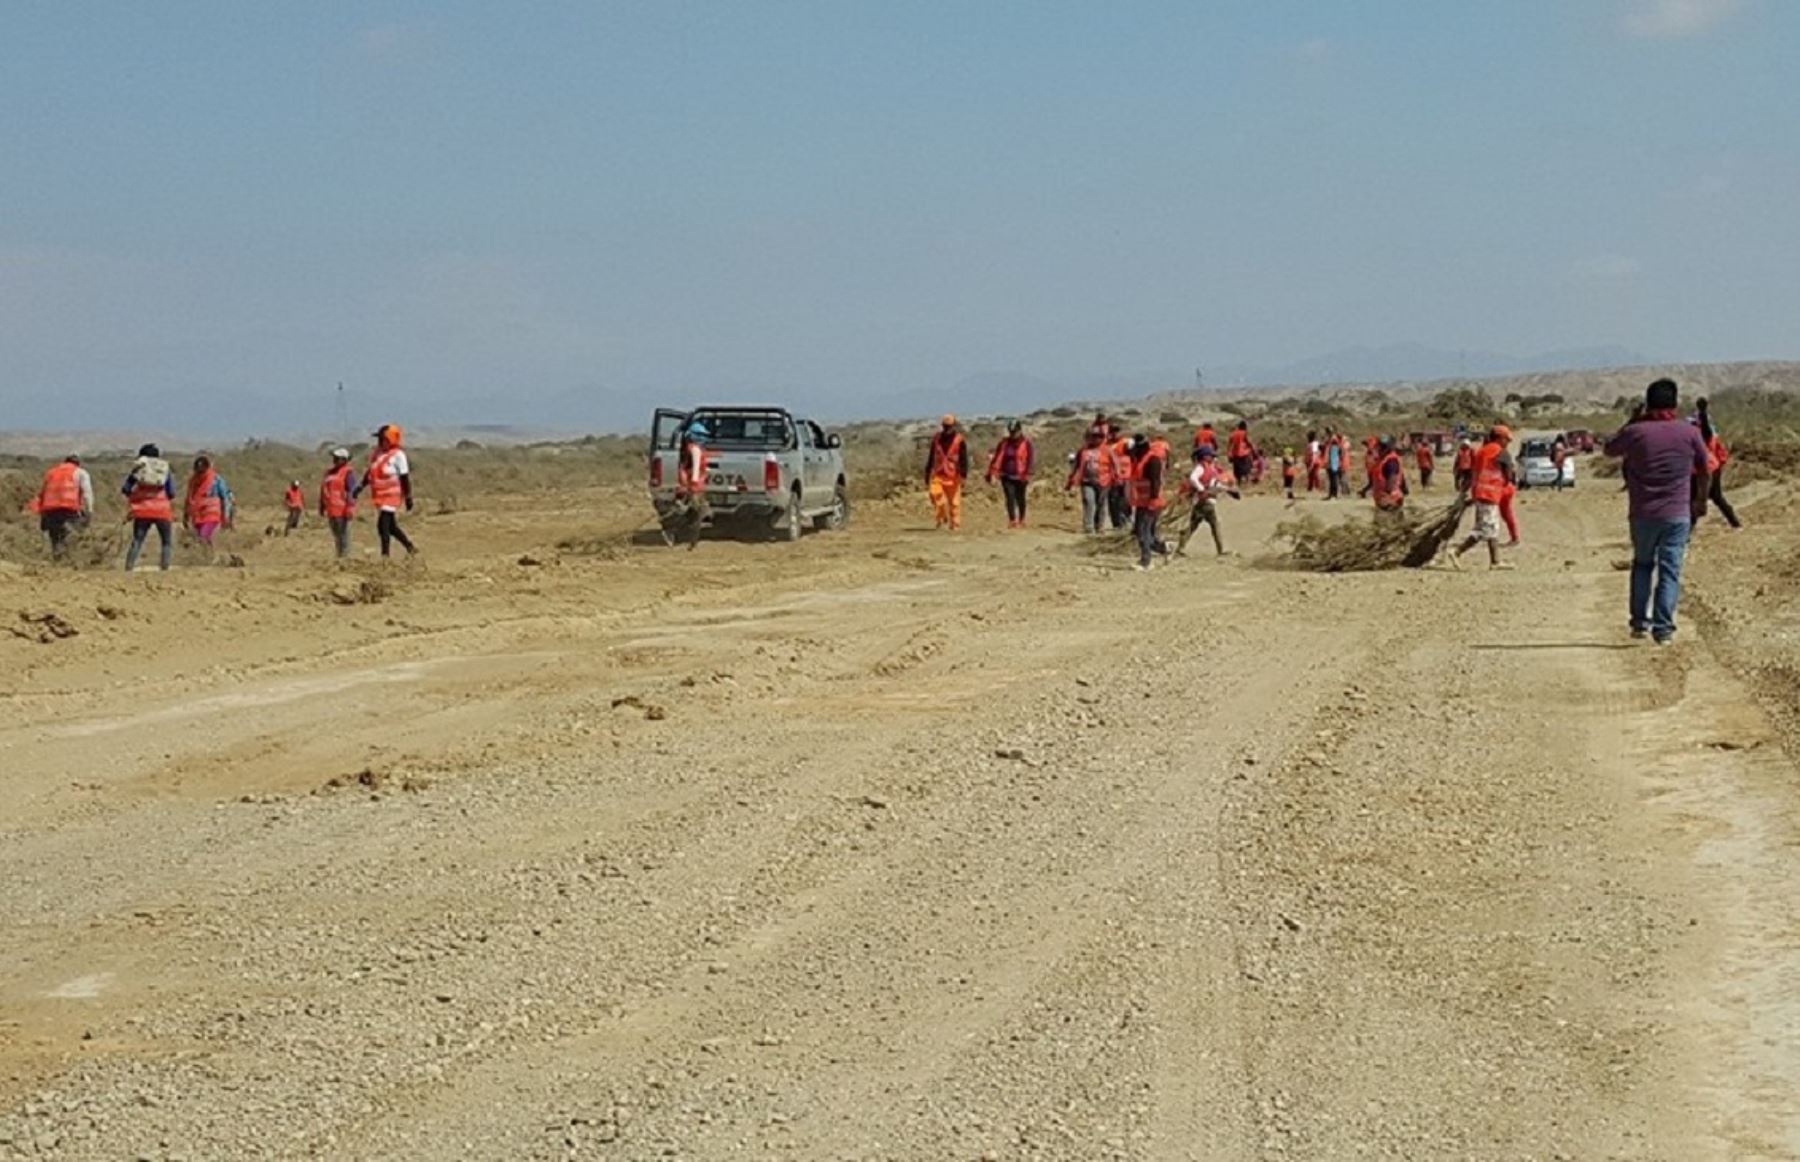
[1, 466, 1797, 1160]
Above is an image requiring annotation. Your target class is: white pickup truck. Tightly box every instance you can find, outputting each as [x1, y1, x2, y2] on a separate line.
[647, 406, 850, 541]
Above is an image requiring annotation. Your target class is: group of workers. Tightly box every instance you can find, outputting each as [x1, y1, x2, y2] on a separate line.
[28, 424, 416, 569]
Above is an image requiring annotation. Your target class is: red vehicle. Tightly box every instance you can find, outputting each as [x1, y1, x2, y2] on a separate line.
[1561, 428, 1596, 453]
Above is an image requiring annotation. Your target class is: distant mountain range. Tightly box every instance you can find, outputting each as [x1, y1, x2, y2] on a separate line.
[0, 343, 1661, 445]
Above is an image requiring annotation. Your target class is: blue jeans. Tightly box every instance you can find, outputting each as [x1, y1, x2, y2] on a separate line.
[1629, 517, 1691, 639]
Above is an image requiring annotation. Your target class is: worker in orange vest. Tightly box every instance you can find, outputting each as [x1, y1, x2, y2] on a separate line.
[1127, 434, 1171, 570]
[1225, 421, 1253, 487]
[1370, 437, 1408, 518]
[183, 454, 234, 559]
[925, 415, 968, 531]
[319, 448, 358, 560]
[1414, 439, 1435, 489]
[1695, 398, 1741, 529]
[1107, 423, 1133, 530]
[1453, 438, 1475, 491]
[1193, 422, 1218, 455]
[356, 424, 416, 558]
[31, 455, 93, 561]
[1066, 427, 1115, 535]
[282, 480, 305, 536]
[1177, 445, 1240, 556]
[1449, 425, 1515, 569]
[122, 444, 176, 572]
[986, 419, 1035, 528]
[666, 421, 714, 549]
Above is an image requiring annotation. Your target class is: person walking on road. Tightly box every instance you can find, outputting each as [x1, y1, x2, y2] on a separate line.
[1453, 438, 1475, 492]
[319, 448, 358, 560]
[1177, 445, 1239, 557]
[1066, 427, 1115, 534]
[1694, 398, 1742, 530]
[1414, 439, 1435, 489]
[1449, 426, 1516, 570]
[32, 455, 92, 561]
[1370, 436, 1408, 518]
[986, 420, 1035, 528]
[1324, 429, 1344, 499]
[1107, 423, 1133, 531]
[358, 424, 417, 558]
[283, 480, 305, 535]
[1280, 448, 1298, 501]
[1499, 473, 1521, 547]
[183, 455, 233, 557]
[1551, 437, 1569, 492]
[1604, 379, 1711, 644]
[1226, 421, 1253, 487]
[1128, 434, 1170, 570]
[123, 444, 176, 572]
[1305, 431, 1323, 493]
[1193, 421, 1218, 456]
[925, 415, 969, 531]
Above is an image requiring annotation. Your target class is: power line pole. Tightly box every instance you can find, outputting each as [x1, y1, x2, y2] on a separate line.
[335, 381, 349, 444]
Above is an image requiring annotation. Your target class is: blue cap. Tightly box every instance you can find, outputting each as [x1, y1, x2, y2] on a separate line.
[687, 421, 709, 442]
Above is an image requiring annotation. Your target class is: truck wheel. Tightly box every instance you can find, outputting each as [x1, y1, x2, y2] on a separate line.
[818, 483, 849, 531]
[784, 491, 804, 541]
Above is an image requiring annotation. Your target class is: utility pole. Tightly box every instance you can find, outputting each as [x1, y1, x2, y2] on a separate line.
[335, 381, 349, 444]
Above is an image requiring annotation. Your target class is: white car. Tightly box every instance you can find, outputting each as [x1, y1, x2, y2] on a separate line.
[1517, 438, 1575, 489]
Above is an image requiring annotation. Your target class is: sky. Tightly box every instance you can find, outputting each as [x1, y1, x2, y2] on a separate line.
[2, 0, 1796, 436]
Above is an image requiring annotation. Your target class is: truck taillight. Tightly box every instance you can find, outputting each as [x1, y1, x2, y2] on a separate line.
[649, 457, 663, 488]
[764, 456, 781, 493]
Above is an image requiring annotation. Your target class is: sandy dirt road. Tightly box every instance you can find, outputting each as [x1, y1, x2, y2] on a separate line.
[1, 480, 1797, 1160]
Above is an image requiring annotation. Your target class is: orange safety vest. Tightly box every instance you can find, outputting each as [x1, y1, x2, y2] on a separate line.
[1129, 443, 1169, 511]
[186, 471, 223, 525]
[320, 464, 355, 519]
[676, 442, 712, 494]
[1414, 444, 1434, 470]
[1705, 434, 1729, 473]
[368, 448, 405, 509]
[1194, 426, 1217, 452]
[1470, 442, 1507, 504]
[284, 485, 304, 511]
[38, 462, 83, 514]
[929, 433, 966, 484]
[1454, 445, 1474, 473]
[1226, 430, 1250, 459]
[1372, 451, 1405, 510]
[988, 436, 1032, 481]
[1069, 444, 1113, 489]
[128, 480, 172, 522]
[1110, 437, 1134, 483]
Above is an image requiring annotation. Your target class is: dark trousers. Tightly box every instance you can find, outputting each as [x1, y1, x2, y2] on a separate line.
[1327, 469, 1343, 499]
[329, 516, 352, 559]
[40, 511, 80, 560]
[126, 519, 173, 571]
[377, 510, 415, 557]
[1107, 485, 1129, 530]
[1133, 507, 1166, 567]
[1178, 500, 1223, 555]
[1706, 474, 1741, 528]
[1420, 466, 1433, 489]
[284, 508, 302, 534]
[1000, 477, 1028, 523]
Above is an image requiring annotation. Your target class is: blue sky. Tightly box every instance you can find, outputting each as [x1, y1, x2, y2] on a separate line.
[1, 0, 1794, 433]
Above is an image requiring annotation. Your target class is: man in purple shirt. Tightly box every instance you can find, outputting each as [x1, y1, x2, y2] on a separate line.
[1603, 378, 1711, 644]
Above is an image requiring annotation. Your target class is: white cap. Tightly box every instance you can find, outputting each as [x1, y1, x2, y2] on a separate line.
[331, 447, 350, 460]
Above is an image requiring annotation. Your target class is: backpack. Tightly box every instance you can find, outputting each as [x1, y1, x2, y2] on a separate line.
[132, 457, 171, 489]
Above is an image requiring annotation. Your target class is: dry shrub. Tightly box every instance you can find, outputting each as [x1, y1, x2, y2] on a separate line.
[1276, 499, 1466, 572]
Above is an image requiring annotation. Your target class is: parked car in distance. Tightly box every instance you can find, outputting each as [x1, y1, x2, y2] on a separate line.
[1517, 437, 1575, 489]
